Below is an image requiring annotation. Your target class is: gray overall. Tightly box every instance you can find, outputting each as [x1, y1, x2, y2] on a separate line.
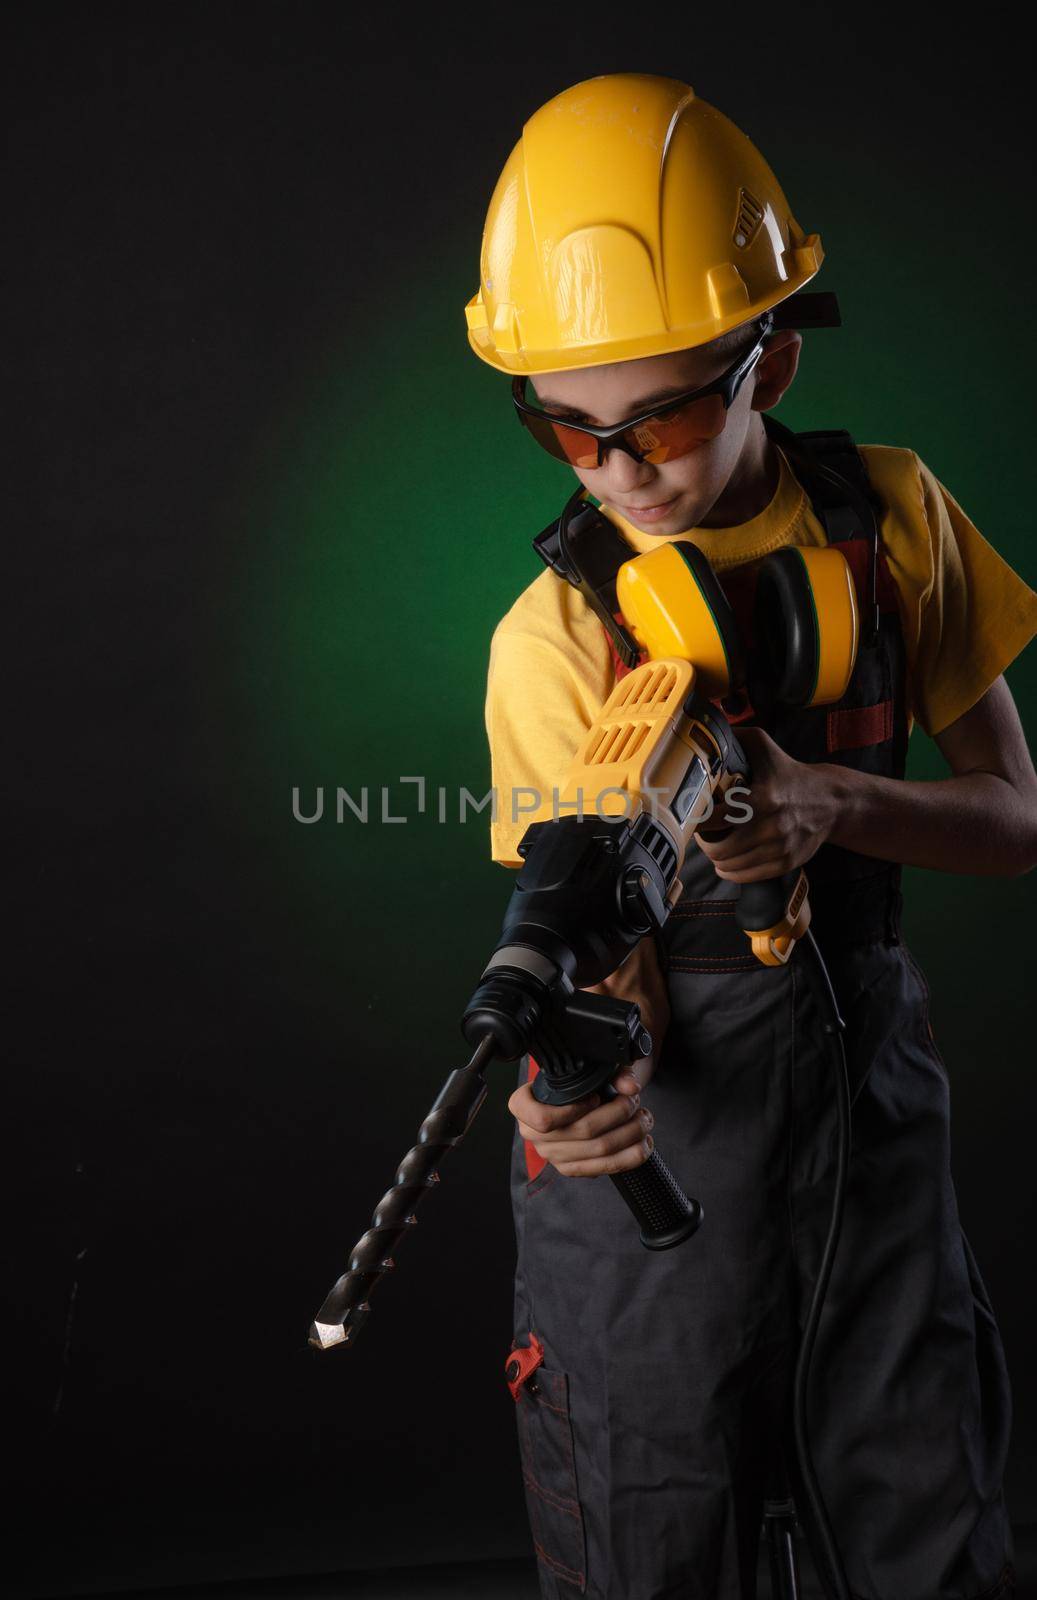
[504, 437, 1016, 1600]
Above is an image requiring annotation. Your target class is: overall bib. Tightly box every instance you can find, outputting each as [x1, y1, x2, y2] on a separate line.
[504, 433, 1016, 1600]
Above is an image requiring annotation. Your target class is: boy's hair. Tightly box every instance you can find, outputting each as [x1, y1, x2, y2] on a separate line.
[702, 314, 769, 365]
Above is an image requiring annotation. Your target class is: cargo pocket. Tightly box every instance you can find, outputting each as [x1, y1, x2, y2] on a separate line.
[513, 1357, 587, 1592]
[900, 946, 952, 1089]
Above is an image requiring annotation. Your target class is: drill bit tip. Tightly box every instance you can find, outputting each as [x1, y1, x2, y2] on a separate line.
[308, 1319, 350, 1350]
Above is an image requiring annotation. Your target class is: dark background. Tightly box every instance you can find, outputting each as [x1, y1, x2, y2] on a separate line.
[8, 5, 1035, 1595]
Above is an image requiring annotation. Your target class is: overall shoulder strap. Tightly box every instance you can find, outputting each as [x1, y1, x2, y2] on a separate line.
[762, 414, 882, 639]
[532, 485, 642, 668]
[531, 416, 888, 652]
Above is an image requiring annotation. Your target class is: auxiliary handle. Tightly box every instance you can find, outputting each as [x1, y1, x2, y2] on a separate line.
[598, 1082, 703, 1248]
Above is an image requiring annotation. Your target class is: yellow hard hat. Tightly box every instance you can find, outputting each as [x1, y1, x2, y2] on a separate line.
[464, 73, 825, 375]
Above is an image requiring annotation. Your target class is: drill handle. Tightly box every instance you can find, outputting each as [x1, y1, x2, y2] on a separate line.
[737, 873, 800, 930]
[735, 870, 811, 967]
[598, 1082, 704, 1250]
[530, 997, 704, 1252]
[715, 732, 812, 967]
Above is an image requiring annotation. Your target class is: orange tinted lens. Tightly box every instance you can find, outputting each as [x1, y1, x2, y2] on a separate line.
[549, 419, 600, 469]
[524, 412, 600, 468]
[624, 394, 727, 464]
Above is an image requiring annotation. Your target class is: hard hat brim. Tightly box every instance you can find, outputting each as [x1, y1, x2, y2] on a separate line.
[465, 268, 833, 377]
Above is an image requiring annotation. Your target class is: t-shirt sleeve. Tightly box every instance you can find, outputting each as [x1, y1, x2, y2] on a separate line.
[484, 626, 602, 866]
[906, 453, 1037, 737]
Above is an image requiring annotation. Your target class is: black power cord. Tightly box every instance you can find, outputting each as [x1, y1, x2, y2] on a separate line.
[791, 929, 853, 1600]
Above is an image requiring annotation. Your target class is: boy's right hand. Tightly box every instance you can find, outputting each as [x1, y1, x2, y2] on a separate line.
[507, 936, 669, 1179]
[507, 1068, 655, 1178]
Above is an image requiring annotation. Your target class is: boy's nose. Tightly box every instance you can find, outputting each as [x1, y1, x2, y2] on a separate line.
[600, 445, 658, 492]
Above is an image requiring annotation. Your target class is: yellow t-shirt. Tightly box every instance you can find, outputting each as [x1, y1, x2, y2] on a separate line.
[484, 444, 1037, 866]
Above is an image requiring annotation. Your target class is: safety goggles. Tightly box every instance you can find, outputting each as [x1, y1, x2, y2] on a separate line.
[511, 313, 774, 470]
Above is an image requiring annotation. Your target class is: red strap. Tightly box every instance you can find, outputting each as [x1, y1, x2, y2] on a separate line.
[830, 537, 900, 616]
[826, 700, 893, 751]
[705, 540, 899, 653]
[505, 1331, 545, 1401]
[523, 1058, 548, 1181]
[605, 612, 645, 682]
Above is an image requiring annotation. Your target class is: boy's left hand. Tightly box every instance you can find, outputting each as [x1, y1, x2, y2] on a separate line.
[697, 726, 837, 883]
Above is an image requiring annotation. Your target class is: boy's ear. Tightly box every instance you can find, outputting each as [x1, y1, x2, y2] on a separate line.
[750, 330, 802, 411]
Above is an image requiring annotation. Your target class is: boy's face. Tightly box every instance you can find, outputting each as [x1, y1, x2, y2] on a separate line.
[530, 329, 800, 534]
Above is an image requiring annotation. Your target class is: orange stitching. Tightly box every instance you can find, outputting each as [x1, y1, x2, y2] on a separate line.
[522, 1469, 581, 1517]
[532, 1540, 585, 1586]
[667, 952, 755, 961]
[668, 957, 756, 968]
[668, 964, 757, 974]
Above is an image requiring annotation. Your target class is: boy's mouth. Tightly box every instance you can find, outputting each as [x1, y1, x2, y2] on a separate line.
[618, 495, 678, 521]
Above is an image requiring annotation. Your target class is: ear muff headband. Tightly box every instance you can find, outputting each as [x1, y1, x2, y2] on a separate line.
[615, 540, 744, 698]
[754, 546, 859, 707]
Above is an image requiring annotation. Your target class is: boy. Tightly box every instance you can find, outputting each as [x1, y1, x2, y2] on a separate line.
[466, 74, 1037, 1599]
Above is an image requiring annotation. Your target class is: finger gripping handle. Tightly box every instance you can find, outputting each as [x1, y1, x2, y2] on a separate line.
[610, 1150, 703, 1250]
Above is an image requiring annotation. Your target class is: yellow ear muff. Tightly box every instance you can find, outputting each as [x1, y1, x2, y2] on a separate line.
[615, 541, 744, 698]
[753, 546, 859, 708]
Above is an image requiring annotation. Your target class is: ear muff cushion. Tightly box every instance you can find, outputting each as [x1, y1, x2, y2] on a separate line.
[753, 546, 859, 707]
[753, 547, 820, 706]
[671, 542, 745, 689]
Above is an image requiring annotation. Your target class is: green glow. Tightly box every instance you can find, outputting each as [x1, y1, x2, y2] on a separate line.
[224, 235, 1036, 1083]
